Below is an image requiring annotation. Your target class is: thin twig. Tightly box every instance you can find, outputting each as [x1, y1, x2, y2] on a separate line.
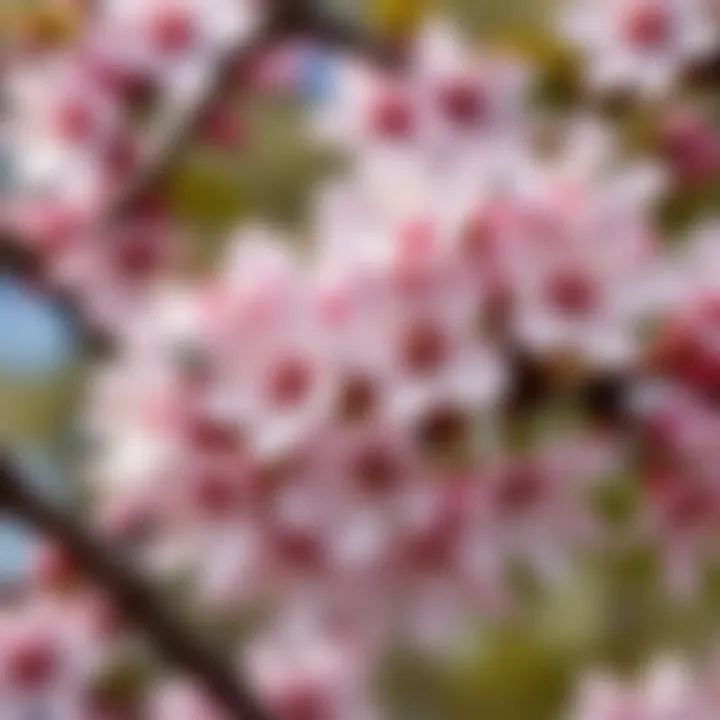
[111, 2, 401, 220]
[0, 0, 402, 348]
[0, 2, 401, 268]
[0, 451, 270, 720]
[0, 5, 401, 716]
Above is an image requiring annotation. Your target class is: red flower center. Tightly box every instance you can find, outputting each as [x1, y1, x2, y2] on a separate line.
[352, 444, 402, 494]
[337, 373, 378, 423]
[151, 9, 196, 53]
[112, 232, 162, 278]
[370, 91, 415, 140]
[461, 210, 497, 263]
[55, 100, 94, 142]
[546, 270, 598, 317]
[438, 78, 486, 126]
[405, 516, 458, 570]
[7, 638, 58, 689]
[415, 404, 469, 458]
[622, 3, 672, 49]
[401, 320, 449, 375]
[194, 473, 238, 515]
[268, 357, 314, 408]
[187, 415, 242, 454]
[274, 684, 329, 720]
[497, 466, 544, 512]
[274, 527, 324, 571]
[103, 136, 139, 180]
[666, 487, 713, 529]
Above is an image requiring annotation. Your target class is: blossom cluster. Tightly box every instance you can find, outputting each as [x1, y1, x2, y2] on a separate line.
[85, 18, 654, 652]
[570, 653, 720, 719]
[2, 0, 258, 329]
[4, 0, 720, 717]
[560, 0, 718, 95]
[0, 544, 139, 719]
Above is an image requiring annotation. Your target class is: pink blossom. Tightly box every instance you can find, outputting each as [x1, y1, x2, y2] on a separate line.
[560, 0, 717, 95]
[570, 656, 715, 719]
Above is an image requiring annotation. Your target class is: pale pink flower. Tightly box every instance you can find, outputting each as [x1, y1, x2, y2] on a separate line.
[313, 20, 530, 178]
[493, 138, 666, 370]
[245, 620, 378, 720]
[560, 0, 717, 95]
[147, 679, 227, 720]
[0, 596, 121, 720]
[95, 0, 258, 101]
[478, 434, 620, 586]
[569, 656, 713, 719]
[634, 393, 720, 597]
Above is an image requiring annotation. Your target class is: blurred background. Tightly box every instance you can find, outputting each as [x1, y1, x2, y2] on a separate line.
[3, 1, 720, 718]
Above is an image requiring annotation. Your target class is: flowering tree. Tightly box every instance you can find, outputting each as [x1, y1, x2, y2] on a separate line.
[4, 0, 720, 718]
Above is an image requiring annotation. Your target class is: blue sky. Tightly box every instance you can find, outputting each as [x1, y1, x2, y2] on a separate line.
[0, 274, 78, 580]
[0, 275, 77, 378]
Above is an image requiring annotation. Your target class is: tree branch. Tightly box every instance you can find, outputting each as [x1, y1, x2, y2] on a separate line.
[1, 2, 401, 268]
[111, 2, 402, 220]
[0, 5, 402, 715]
[0, 451, 270, 720]
[0, 1, 402, 353]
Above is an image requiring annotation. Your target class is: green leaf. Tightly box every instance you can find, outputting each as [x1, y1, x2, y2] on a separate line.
[91, 654, 154, 710]
[165, 152, 247, 230]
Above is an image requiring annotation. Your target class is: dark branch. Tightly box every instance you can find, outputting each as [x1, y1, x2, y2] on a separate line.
[267, 1, 404, 66]
[109, 3, 402, 223]
[1, 3, 400, 268]
[0, 1, 401, 353]
[0, 4, 401, 715]
[0, 452, 271, 720]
